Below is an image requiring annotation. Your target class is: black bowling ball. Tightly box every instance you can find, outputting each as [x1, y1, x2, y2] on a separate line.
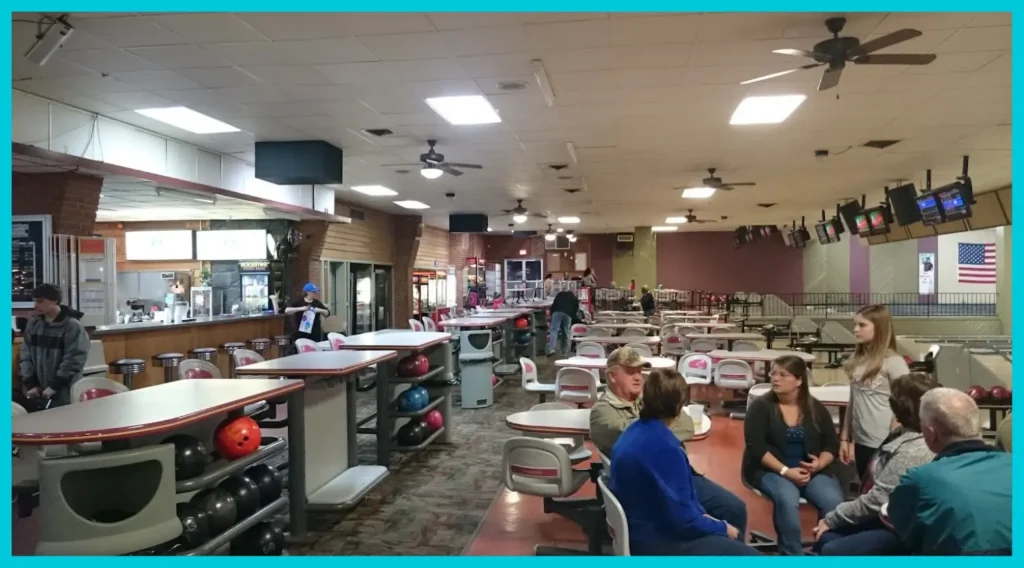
[396, 421, 423, 446]
[217, 474, 262, 519]
[175, 502, 210, 548]
[244, 463, 283, 507]
[230, 521, 285, 556]
[163, 434, 208, 480]
[189, 488, 237, 535]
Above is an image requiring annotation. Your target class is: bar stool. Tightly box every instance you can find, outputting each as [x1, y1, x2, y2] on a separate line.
[248, 338, 272, 359]
[188, 347, 217, 364]
[273, 335, 292, 358]
[108, 359, 146, 389]
[220, 342, 246, 377]
[152, 353, 185, 384]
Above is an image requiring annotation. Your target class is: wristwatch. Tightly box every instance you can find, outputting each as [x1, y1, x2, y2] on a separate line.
[779, 466, 789, 476]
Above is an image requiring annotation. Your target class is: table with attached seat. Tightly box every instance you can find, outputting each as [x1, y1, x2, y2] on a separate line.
[686, 332, 764, 350]
[554, 355, 677, 370]
[11, 378, 310, 543]
[466, 312, 530, 373]
[236, 350, 396, 511]
[571, 335, 661, 353]
[505, 408, 713, 441]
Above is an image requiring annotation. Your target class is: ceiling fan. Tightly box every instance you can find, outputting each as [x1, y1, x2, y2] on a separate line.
[682, 209, 717, 224]
[741, 16, 937, 91]
[380, 139, 483, 179]
[501, 199, 541, 223]
[674, 168, 756, 192]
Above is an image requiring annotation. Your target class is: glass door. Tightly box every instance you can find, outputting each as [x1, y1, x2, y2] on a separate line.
[350, 263, 374, 335]
[326, 262, 348, 333]
[373, 265, 392, 331]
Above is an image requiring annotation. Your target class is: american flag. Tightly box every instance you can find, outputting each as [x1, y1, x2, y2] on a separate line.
[957, 242, 996, 284]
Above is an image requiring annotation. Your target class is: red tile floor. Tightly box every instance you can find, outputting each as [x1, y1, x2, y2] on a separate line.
[464, 416, 825, 555]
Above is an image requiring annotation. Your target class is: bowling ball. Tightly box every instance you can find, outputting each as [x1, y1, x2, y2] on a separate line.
[218, 474, 262, 519]
[396, 421, 425, 446]
[230, 521, 285, 556]
[492, 375, 499, 386]
[175, 502, 210, 548]
[397, 353, 430, 377]
[966, 385, 988, 402]
[423, 409, 443, 431]
[516, 331, 532, 344]
[410, 386, 429, 408]
[215, 416, 262, 460]
[988, 386, 1012, 403]
[189, 488, 237, 536]
[398, 389, 420, 411]
[243, 463, 283, 507]
[163, 434, 208, 480]
[514, 317, 529, 329]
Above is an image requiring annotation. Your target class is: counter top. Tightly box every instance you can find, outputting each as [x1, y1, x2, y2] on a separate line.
[91, 312, 287, 336]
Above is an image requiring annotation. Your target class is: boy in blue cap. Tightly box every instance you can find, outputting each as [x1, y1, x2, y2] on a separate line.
[285, 282, 331, 342]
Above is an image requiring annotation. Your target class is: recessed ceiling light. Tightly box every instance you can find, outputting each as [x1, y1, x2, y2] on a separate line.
[652, 226, 679, 232]
[682, 187, 717, 199]
[665, 216, 689, 224]
[425, 95, 502, 126]
[394, 200, 430, 210]
[729, 95, 806, 125]
[350, 185, 397, 197]
[557, 216, 580, 224]
[135, 106, 240, 134]
[420, 166, 443, 180]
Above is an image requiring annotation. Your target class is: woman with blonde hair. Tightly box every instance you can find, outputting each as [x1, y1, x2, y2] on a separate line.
[839, 305, 911, 479]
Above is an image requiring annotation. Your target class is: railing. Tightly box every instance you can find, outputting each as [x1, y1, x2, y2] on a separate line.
[749, 293, 999, 318]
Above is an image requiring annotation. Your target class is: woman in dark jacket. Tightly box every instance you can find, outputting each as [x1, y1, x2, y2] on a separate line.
[639, 286, 656, 317]
[742, 355, 844, 555]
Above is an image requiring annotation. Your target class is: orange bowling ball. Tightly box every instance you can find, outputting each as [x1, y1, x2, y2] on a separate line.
[215, 416, 262, 460]
[514, 317, 529, 329]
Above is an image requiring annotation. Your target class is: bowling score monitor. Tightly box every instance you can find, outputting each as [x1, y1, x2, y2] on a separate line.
[815, 219, 841, 245]
[936, 182, 973, 221]
[864, 206, 892, 236]
[916, 191, 945, 226]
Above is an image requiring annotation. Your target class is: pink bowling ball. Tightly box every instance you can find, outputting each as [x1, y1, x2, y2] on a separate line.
[423, 410, 443, 431]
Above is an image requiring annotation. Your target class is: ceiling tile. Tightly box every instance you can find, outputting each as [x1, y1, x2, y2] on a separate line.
[458, 54, 535, 77]
[525, 20, 612, 51]
[209, 86, 293, 104]
[438, 26, 529, 56]
[966, 12, 1011, 28]
[343, 13, 437, 36]
[126, 45, 232, 69]
[426, 13, 524, 31]
[609, 14, 700, 46]
[280, 38, 378, 65]
[201, 42, 302, 66]
[233, 12, 352, 40]
[357, 32, 452, 61]
[55, 49, 161, 74]
[241, 65, 334, 86]
[176, 67, 265, 89]
[873, 12, 978, 34]
[317, 62, 401, 84]
[111, 70, 202, 90]
[934, 25, 1012, 53]
[91, 91, 176, 110]
[149, 13, 269, 44]
[73, 16, 187, 48]
[280, 84, 356, 101]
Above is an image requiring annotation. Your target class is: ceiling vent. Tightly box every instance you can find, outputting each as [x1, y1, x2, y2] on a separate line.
[497, 80, 528, 91]
[363, 128, 393, 137]
[862, 139, 902, 150]
[756, 203, 777, 208]
[548, 164, 569, 171]
[557, 175, 573, 180]
[563, 188, 581, 194]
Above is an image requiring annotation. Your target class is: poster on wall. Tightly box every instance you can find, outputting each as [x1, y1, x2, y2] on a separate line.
[13, 215, 53, 308]
[918, 253, 936, 295]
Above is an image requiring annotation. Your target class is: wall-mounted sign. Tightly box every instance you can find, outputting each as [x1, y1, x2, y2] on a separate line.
[125, 230, 195, 261]
[12, 215, 53, 308]
[919, 252, 936, 294]
[239, 261, 271, 272]
[196, 229, 268, 261]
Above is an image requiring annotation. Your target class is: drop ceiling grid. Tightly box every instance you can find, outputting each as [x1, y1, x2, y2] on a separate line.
[10, 11, 1012, 231]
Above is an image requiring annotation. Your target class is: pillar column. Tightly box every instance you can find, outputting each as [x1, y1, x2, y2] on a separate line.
[393, 215, 423, 327]
[12, 171, 103, 236]
[612, 226, 658, 289]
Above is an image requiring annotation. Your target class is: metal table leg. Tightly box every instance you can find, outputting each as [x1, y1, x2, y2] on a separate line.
[286, 390, 308, 542]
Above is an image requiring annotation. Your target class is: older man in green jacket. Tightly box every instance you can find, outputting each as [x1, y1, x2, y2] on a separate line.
[589, 347, 748, 540]
[888, 388, 1011, 555]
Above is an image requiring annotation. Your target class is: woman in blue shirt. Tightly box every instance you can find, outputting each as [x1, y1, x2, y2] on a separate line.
[609, 369, 760, 556]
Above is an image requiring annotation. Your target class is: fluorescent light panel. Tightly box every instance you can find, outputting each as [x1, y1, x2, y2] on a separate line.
[652, 226, 679, 232]
[394, 200, 430, 210]
[425, 95, 501, 125]
[135, 106, 240, 134]
[557, 216, 580, 224]
[350, 185, 397, 196]
[665, 217, 689, 224]
[681, 187, 717, 199]
[729, 95, 806, 125]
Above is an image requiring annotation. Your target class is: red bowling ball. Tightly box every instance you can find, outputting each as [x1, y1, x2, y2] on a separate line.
[988, 386, 1012, 403]
[215, 416, 262, 461]
[397, 354, 430, 378]
[965, 385, 988, 403]
[514, 317, 529, 329]
[492, 375, 498, 386]
[423, 410, 443, 431]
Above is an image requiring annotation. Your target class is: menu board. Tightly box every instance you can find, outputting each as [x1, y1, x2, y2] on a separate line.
[12, 215, 52, 308]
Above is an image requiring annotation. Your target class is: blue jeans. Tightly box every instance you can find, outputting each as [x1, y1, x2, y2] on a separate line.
[814, 519, 905, 556]
[547, 311, 571, 355]
[693, 475, 748, 542]
[758, 473, 845, 555]
[633, 535, 761, 556]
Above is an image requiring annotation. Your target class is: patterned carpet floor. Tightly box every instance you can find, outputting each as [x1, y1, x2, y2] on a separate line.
[291, 363, 542, 556]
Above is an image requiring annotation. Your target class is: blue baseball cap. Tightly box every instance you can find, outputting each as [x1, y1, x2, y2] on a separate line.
[303, 283, 320, 293]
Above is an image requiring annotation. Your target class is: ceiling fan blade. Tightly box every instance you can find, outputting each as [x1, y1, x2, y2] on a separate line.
[853, 53, 937, 65]
[438, 164, 464, 176]
[849, 29, 922, 57]
[818, 66, 843, 91]
[380, 163, 423, 167]
[773, 48, 820, 59]
[445, 162, 482, 169]
[740, 63, 822, 85]
[725, 182, 756, 187]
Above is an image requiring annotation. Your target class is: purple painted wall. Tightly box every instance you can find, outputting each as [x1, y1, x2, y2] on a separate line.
[918, 236, 938, 293]
[849, 236, 871, 295]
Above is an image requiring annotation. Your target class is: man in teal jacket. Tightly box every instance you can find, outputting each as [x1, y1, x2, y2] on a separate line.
[888, 388, 1011, 555]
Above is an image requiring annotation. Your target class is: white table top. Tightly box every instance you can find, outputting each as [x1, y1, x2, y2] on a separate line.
[665, 314, 723, 320]
[440, 317, 507, 328]
[686, 332, 764, 340]
[506, 408, 712, 440]
[465, 312, 517, 321]
[473, 308, 532, 315]
[591, 322, 657, 330]
[708, 349, 816, 363]
[334, 330, 451, 351]
[237, 350, 396, 376]
[12, 379, 305, 445]
[573, 336, 661, 345]
[810, 384, 850, 405]
[660, 310, 706, 315]
[667, 322, 736, 330]
[554, 356, 676, 370]
[597, 311, 642, 315]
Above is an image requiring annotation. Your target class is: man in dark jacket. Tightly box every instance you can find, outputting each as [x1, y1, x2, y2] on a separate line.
[888, 388, 1011, 555]
[19, 284, 90, 407]
[546, 289, 579, 357]
[639, 286, 656, 316]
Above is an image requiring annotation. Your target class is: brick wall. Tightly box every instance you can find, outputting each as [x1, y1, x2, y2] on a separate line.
[12, 171, 103, 236]
[448, 233, 486, 307]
